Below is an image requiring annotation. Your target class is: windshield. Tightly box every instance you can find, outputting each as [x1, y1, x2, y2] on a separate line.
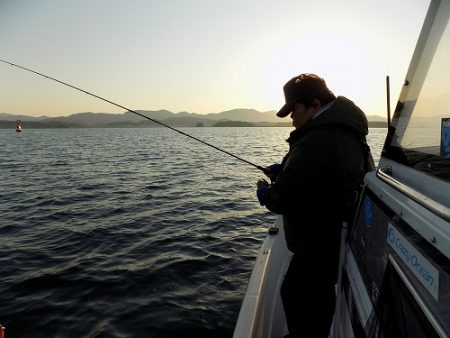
[384, 4, 450, 182]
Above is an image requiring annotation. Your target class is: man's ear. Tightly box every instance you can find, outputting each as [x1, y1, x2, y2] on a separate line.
[311, 98, 322, 111]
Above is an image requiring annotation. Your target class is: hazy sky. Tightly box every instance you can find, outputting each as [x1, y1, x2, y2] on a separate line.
[0, 0, 430, 117]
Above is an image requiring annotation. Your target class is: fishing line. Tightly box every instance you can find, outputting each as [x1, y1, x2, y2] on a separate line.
[0, 59, 267, 173]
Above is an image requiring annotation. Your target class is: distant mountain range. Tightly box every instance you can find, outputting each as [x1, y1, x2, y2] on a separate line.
[0, 109, 388, 128]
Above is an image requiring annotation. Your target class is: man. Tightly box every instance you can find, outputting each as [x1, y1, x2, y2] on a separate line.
[257, 73, 371, 337]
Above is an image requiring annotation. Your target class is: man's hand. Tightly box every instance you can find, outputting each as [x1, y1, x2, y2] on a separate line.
[264, 163, 282, 181]
[256, 179, 270, 205]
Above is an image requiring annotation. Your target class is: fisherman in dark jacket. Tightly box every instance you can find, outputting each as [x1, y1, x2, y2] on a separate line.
[257, 73, 371, 337]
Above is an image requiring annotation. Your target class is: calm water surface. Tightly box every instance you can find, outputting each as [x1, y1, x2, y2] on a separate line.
[0, 127, 386, 338]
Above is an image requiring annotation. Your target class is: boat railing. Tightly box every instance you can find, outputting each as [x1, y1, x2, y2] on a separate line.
[376, 168, 450, 222]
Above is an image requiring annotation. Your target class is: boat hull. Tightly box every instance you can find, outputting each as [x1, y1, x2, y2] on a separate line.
[233, 216, 291, 338]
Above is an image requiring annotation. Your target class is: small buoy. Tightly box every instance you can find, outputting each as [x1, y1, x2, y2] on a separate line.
[16, 120, 23, 132]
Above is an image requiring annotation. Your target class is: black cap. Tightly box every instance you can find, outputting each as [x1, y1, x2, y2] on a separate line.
[277, 73, 332, 117]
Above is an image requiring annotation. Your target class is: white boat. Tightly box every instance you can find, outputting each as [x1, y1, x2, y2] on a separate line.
[234, 0, 450, 336]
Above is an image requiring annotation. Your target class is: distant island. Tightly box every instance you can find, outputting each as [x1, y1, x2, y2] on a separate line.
[0, 109, 388, 129]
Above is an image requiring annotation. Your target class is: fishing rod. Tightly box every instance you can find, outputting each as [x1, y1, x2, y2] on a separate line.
[0, 59, 267, 173]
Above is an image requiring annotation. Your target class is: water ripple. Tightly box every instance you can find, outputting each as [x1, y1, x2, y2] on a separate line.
[0, 127, 384, 337]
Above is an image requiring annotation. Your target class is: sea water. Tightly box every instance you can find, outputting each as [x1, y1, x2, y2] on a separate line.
[0, 127, 386, 338]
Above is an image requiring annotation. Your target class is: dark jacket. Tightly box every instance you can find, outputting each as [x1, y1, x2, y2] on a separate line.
[262, 96, 369, 258]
